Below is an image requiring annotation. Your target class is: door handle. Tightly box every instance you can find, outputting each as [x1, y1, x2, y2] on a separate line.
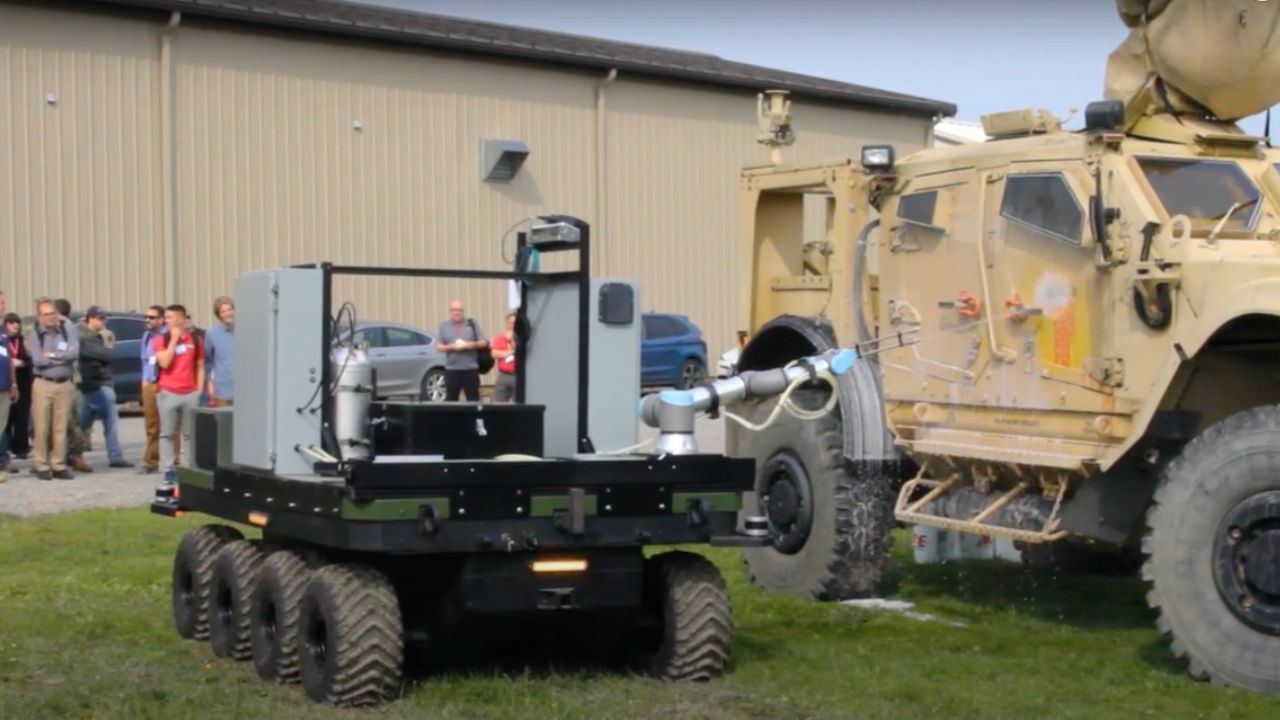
[1004, 294, 1043, 322]
[938, 290, 981, 318]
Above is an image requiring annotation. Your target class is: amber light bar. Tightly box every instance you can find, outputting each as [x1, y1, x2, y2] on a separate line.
[530, 558, 589, 574]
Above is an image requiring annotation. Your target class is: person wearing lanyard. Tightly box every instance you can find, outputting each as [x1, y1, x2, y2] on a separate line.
[0, 314, 16, 483]
[26, 299, 79, 480]
[139, 305, 167, 474]
[2, 312, 31, 472]
[490, 312, 518, 403]
[153, 304, 204, 482]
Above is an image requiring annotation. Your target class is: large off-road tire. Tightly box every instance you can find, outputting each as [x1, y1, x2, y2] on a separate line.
[738, 389, 895, 600]
[251, 549, 319, 683]
[1144, 404, 1280, 693]
[634, 551, 732, 681]
[298, 564, 404, 707]
[208, 539, 268, 660]
[172, 524, 244, 640]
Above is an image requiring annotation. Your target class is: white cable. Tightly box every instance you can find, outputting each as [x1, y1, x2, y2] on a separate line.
[722, 369, 839, 433]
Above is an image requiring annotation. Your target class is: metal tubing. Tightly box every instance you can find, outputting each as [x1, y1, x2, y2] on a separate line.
[639, 348, 856, 428]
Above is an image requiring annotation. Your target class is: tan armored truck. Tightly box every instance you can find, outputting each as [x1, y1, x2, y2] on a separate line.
[729, 0, 1280, 693]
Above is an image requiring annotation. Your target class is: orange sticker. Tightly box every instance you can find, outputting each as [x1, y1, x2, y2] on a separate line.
[1053, 304, 1074, 366]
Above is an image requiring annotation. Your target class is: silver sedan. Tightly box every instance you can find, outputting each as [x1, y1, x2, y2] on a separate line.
[340, 320, 450, 400]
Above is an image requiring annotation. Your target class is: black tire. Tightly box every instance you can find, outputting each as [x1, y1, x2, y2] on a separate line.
[208, 540, 268, 660]
[1144, 404, 1280, 693]
[675, 358, 706, 390]
[420, 368, 446, 402]
[298, 564, 404, 707]
[737, 388, 894, 600]
[172, 524, 244, 640]
[634, 551, 732, 681]
[252, 549, 319, 683]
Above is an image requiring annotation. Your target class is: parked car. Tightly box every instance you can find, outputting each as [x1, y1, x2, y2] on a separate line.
[19, 310, 147, 405]
[640, 312, 707, 389]
[340, 320, 449, 401]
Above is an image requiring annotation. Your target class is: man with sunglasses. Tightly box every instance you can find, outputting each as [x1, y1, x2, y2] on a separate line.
[139, 305, 167, 474]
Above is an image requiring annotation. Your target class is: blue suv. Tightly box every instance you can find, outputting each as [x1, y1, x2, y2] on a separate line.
[641, 312, 708, 389]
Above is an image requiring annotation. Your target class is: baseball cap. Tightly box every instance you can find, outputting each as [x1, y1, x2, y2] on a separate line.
[85, 305, 107, 318]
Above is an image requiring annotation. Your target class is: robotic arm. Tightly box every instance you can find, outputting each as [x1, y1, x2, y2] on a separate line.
[638, 348, 858, 455]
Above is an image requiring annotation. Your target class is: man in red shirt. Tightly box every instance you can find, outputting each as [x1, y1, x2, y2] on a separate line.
[490, 312, 517, 403]
[152, 304, 204, 481]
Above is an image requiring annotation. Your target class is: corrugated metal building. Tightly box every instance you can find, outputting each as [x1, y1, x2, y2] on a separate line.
[0, 0, 952, 363]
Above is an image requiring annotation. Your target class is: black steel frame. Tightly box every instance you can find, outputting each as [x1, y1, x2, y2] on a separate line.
[292, 216, 594, 459]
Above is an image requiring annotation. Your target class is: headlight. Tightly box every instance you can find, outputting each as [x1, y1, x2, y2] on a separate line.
[861, 145, 895, 171]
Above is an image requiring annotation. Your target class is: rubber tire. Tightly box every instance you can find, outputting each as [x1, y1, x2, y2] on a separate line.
[675, 359, 707, 390]
[172, 524, 244, 640]
[1144, 404, 1280, 693]
[251, 549, 319, 683]
[739, 388, 895, 600]
[298, 564, 404, 707]
[636, 551, 732, 681]
[420, 369, 446, 402]
[208, 540, 268, 660]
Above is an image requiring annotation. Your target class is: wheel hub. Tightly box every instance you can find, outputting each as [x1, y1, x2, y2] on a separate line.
[1213, 490, 1280, 634]
[759, 453, 814, 555]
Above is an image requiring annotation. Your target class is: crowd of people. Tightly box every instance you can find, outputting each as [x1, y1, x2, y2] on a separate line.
[0, 290, 525, 484]
[0, 290, 236, 484]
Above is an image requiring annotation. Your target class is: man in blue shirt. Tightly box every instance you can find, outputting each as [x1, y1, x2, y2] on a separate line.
[139, 305, 166, 474]
[205, 296, 235, 406]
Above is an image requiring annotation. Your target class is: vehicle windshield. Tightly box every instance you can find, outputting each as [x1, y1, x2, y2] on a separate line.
[1137, 157, 1261, 233]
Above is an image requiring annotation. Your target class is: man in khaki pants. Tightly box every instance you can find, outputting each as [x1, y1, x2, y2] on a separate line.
[27, 300, 79, 480]
[138, 305, 167, 473]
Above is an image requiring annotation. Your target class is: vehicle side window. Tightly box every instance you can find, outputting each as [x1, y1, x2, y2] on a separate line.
[385, 328, 426, 347]
[898, 190, 938, 227]
[105, 318, 144, 342]
[353, 328, 386, 348]
[1000, 173, 1083, 244]
[644, 317, 682, 340]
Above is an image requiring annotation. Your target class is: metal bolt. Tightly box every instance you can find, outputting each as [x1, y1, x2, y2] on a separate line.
[516, 506, 524, 513]
[1230, 527, 1244, 541]
[459, 508, 467, 515]
[459, 490, 465, 497]
[1242, 596, 1255, 609]
[659, 504, 666, 510]
[605, 505, 612, 511]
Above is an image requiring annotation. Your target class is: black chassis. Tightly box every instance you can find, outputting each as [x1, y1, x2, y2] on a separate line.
[151, 453, 761, 619]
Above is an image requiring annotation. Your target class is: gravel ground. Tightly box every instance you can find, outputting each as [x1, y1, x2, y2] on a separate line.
[0, 414, 160, 517]
[1, 410, 728, 518]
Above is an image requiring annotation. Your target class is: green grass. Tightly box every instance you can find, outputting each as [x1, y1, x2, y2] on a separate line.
[1, 508, 1277, 720]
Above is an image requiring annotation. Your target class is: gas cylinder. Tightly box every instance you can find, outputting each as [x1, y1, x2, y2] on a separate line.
[332, 344, 374, 461]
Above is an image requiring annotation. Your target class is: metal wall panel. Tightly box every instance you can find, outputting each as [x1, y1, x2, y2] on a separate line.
[174, 23, 598, 338]
[0, 3, 163, 315]
[1, 2, 931, 370]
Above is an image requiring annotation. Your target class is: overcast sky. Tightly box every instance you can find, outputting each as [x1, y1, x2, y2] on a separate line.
[352, 0, 1273, 135]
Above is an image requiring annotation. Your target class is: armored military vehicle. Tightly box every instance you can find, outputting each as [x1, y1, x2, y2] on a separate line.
[730, 0, 1280, 693]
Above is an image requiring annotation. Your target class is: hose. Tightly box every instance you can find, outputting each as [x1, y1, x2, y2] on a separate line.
[721, 365, 839, 433]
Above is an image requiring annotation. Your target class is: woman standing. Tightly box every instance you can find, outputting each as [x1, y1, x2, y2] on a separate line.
[3, 313, 33, 462]
[490, 312, 517, 403]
